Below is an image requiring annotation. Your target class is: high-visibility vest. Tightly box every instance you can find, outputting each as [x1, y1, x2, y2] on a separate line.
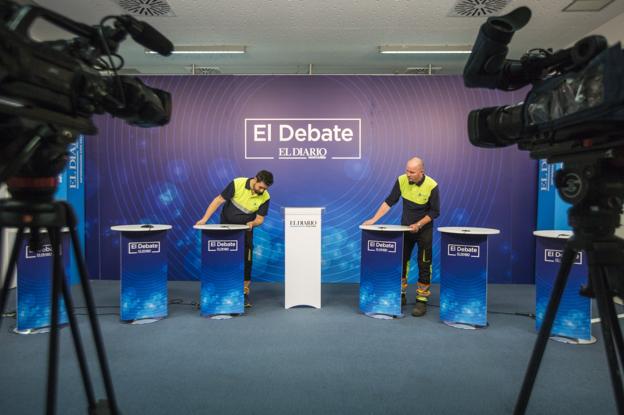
[230, 177, 270, 214]
[398, 174, 437, 205]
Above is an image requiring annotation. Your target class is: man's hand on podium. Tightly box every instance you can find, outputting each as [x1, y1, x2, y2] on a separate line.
[246, 221, 255, 229]
[409, 223, 421, 233]
[362, 219, 376, 226]
[195, 219, 206, 226]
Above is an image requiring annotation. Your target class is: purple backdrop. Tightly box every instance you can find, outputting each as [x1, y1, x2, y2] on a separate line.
[85, 75, 536, 283]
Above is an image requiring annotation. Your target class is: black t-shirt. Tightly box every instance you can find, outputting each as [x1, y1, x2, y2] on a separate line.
[219, 178, 270, 225]
[384, 177, 440, 227]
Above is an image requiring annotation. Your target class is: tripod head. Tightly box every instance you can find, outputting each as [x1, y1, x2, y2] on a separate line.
[555, 147, 624, 232]
[553, 146, 624, 298]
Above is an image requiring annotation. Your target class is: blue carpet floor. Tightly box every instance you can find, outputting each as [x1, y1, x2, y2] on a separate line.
[0, 282, 620, 414]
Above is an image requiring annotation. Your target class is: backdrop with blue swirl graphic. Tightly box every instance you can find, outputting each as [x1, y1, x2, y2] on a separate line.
[85, 75, 536, 284]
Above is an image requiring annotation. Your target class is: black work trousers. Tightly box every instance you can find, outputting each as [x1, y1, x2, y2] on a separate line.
[244, 230, 253, 282]
[401, 226, 433, 301]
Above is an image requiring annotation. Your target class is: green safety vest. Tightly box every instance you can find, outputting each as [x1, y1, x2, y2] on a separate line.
[398, 174, 437, 205]
[231, 177, 270, 214]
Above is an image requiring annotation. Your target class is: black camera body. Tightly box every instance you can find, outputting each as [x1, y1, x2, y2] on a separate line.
[0, 0, 173, 196]
[464, 6, 624, 162]
[465, 10, 624, 413]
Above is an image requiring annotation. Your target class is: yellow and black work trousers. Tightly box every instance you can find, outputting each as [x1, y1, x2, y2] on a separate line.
[401, 226, 432, 303]
[244, 230, 253, 295]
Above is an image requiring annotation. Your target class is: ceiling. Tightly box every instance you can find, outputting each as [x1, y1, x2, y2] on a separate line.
[27, 0, 624, 75]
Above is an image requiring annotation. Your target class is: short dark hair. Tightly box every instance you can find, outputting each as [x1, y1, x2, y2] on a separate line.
[255, 170, 274, 186]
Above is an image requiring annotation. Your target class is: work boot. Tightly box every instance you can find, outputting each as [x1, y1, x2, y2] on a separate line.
[244, 293, 252, 308]
[401, 293, 407, 306]
[411, 301, 427, 317]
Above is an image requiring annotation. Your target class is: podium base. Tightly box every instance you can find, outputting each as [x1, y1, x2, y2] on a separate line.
[127, 317, 163, 325]
[365, 312, 404, 320]
[285, 304, 321, 309]
[14, 323, 68, 335]
[550, 335, 597, 345]
[14, 326, 51, 335]
[443, 321, 488, 330]
[208, 314, 240, 320]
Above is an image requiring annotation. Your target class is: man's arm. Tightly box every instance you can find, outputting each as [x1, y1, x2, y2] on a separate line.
[246, 214, 265, 229]
[247, 199, 270, 229]
[362, 180, 400, 226]
[196, 195, 226, 225]
[408, 214, 432, 233]
[362, 202, 391, 226]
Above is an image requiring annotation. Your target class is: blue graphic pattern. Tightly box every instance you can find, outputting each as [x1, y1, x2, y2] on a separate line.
[200, 229, 245, 316]
[86, 76, 536, 283]
[535, 237, 591, 340]
[439, 233, 488, 327]
[17, 233, 70, 331]
[359, 230, 403, 317]
[119, 231, 169, 321]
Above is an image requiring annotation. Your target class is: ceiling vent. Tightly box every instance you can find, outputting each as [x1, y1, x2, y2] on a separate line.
[187, 65, 222, 75]
[405, 65, 443, 75]
[113, 0, 176, 17]
[448, 0, 513, 17]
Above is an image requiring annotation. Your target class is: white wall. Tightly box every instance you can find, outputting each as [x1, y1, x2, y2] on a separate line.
[584, 13, 624, 238]
[585, 12, 624, 41]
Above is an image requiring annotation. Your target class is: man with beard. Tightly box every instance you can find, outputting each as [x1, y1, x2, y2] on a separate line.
[196, 170, 274, 307]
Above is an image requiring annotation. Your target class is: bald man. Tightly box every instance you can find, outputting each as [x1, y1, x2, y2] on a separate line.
[363, 157, 440, 317]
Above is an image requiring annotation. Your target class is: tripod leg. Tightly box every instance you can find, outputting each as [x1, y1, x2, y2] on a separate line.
[46, 227, 62, 415]
[65, 208, 120, 415]
[52, 230, 98, 410]
[591, 264, 624, 413]
[602, 266, 624, 364]
[514, 245, 578, 415]
[0, 227, 24, 331]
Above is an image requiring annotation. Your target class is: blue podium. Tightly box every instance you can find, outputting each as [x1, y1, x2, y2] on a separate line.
[194, 224, 248, 318]
[111, 224, 171, 324]
[359, 224, 410, 319]
[438, 227, 500, 329]
[14, 228, 70, 334]
[534, 230, 595, 344]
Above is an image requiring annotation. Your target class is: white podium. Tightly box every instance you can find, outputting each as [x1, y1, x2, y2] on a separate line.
[1, 228, 17, 290]
[0, 185, 16, 289]
[284, 207, 324, 309]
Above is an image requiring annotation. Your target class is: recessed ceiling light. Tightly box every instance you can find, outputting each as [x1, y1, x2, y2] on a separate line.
[145, 45, 246, 54]
[563, 0, 615, 12]
[379, 45, 472, 54]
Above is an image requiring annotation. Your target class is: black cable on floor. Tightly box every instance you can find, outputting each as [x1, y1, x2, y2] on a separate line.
[426, 303, 535, 319]
[169, 298, 199, 308]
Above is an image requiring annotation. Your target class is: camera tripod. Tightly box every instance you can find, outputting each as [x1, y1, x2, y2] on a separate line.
[0, 198, 120, 415]
[514, 167, 624, 414]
